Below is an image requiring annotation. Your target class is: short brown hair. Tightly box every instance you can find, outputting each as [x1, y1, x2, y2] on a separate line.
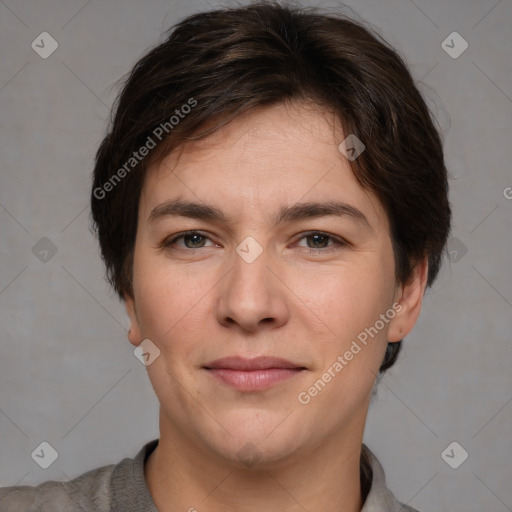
[90, 0, 451, 373]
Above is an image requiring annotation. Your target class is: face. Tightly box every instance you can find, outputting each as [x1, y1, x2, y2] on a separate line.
[125, 101, 426, 468]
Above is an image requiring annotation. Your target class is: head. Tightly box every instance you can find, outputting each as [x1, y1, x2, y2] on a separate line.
[90, 1, 450, 466]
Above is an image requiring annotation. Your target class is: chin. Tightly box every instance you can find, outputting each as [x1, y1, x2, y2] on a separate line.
[199, 417, 308, 470]
[214, 438, 302, 470]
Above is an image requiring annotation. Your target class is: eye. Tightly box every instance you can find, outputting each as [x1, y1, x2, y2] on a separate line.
[160, 231, 216, 250]
[295, 231, 348, 253]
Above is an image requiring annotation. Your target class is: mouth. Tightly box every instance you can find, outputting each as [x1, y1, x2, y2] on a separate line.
[203, 356, 307, 391]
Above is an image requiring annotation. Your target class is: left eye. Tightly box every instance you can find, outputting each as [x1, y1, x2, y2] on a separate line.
[296, 232, 346, 252]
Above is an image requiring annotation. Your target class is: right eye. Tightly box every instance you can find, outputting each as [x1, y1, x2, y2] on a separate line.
[160, 230, 218, 250]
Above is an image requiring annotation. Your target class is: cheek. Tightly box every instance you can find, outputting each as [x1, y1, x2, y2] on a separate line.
[132, 249, 187, 339]
[305, 252, 396, 385]
[132, 249, 220, 365]
[312, 261, 393, 335]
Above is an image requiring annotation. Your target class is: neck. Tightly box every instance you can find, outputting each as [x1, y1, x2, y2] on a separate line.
[145, 410, 367, 512]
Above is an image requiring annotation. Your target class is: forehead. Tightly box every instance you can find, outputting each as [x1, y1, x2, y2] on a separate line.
[139, 102, 388, 232]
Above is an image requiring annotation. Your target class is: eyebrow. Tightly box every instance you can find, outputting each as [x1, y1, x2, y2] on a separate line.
[148, 198, 372, 231]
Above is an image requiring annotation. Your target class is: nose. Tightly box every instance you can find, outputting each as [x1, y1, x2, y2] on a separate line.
[215, 242, 289, 333]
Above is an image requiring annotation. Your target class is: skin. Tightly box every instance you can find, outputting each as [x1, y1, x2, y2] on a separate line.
[125, 101, 428, 512]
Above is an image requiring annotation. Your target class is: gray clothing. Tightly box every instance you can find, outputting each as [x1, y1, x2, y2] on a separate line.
[0, 440, 420, 511]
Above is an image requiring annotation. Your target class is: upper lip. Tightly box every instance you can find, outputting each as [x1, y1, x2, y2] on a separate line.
[204, 356, 305, 371]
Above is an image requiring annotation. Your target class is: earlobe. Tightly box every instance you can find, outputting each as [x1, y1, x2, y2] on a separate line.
[124, 294, 142, 347]
[387, 258, 429, 343]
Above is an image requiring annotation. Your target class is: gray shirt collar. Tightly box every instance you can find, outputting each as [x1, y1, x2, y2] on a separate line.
[110, 439, 417, 512]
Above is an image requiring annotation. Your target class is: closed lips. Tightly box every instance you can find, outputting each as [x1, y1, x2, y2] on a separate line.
[203, 356, 306, 370]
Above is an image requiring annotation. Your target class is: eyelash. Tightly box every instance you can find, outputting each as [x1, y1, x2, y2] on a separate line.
[160, 230, 348, 254]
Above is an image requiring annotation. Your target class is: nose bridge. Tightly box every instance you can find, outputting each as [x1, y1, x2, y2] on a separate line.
[230, 236, 272, 303]
[216, 236, 286, 330]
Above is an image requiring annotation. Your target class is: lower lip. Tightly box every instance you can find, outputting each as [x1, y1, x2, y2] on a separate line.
[206, 368, 303, 391]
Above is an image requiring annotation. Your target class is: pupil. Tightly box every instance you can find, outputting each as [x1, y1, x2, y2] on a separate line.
[311, 234, 326, 248]
[188, 235, 203, 247]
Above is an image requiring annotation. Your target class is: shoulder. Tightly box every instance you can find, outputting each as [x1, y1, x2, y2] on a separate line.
[0, 463, 115, 512]
[0, 439, 159, 512]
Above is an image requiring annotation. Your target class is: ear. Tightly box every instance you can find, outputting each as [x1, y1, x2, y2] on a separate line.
[124, 294, 143, 347]
[387, 257, 429, 343]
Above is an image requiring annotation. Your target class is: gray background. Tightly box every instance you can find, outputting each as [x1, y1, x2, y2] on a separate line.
[0, 0, 511, 510]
